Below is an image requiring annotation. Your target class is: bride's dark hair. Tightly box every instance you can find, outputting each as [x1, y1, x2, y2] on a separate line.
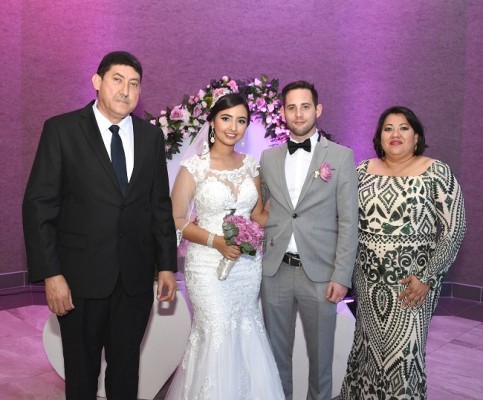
[207, 93, 251, 125]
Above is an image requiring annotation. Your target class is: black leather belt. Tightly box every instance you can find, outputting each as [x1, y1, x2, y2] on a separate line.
[283, 252, 302, 268]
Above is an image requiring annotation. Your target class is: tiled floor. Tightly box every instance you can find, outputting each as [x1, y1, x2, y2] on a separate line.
[0, 305, 482, 399]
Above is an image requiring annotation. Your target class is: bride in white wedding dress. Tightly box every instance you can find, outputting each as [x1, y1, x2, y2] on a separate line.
[166, 93, 284, 400]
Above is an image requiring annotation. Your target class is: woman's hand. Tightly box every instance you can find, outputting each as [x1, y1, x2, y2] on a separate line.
[212, 235, 241, 260]
[398, 275, 430, 308]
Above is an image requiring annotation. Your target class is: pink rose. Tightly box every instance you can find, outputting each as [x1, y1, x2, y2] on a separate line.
[235, 231, 253, 246]
[256, 97, 267, 109]
[192, 104, 202, 117]
[227, 80, 238, 92]
[170, 106, 189, 122]
[317, 162, 333, 182]
[212, 88, 231, 107]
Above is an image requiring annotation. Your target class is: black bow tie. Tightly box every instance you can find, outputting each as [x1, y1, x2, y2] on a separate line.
[287, 138, 311, 155]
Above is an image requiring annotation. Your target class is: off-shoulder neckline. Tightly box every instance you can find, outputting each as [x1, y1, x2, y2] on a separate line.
[360, 159, 441, 178]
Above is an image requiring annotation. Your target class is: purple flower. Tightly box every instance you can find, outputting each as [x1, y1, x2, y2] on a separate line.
[227, 80, 238, 92]
[170, 106, 189, 122]
[222, 214, 264, 255]
[235, 231, 253, 246]
[315, 162, 333, 182]
[192, 104, 202, 117]
[212, 88, 232, 107]
[255, 97, 267, 109]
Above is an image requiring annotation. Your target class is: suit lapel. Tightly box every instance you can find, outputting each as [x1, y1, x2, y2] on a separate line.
[297, 136, 329, 205]
[274, 143, 294, 211]
[129, 116, 147, 192]
[79, 103, 121, 192]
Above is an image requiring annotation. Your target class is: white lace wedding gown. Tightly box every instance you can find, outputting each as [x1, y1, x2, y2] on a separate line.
[166, 153, 284, 400]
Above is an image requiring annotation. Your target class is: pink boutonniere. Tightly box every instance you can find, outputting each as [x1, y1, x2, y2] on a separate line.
[314, 162, 333, 182]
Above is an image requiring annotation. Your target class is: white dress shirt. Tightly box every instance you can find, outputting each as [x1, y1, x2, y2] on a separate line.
[285, 132, 318, 254]
[92, 100, 135, 181]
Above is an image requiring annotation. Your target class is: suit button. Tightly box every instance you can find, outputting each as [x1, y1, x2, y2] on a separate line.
[119, 234, 125, 239]
[121, 205, 126, 211]
[292, 213, 297, 218]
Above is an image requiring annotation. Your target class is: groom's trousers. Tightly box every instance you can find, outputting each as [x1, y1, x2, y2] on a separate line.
[261, 262, 337, 400]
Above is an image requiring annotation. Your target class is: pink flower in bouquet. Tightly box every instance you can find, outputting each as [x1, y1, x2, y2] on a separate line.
[314, 162, 333, 182]
[235, 230, 253, 246]
[222, 214, 264, 256]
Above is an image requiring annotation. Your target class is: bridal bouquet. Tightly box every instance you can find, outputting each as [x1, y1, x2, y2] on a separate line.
[217, 211, 264, 280]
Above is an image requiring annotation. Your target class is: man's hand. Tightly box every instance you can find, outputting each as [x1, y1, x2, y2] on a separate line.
[156, 271, 177, 301]
[326, 281, 348, 304]
[398, 276, 430, 308]
[45, 275, 74, 316]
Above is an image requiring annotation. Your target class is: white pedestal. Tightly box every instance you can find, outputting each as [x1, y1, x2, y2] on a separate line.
[43, 281, 191, 399]
[292, 301, 355, 399]
[43, 281, 355, 400]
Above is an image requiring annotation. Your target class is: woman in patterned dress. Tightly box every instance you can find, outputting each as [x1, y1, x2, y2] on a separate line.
[340, 106, 466, 399]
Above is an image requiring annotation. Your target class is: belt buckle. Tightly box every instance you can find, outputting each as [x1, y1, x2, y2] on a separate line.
[287, 253, 301, 268]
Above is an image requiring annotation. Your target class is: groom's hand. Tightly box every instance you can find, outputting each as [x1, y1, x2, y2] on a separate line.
[326, 281, 348, 304]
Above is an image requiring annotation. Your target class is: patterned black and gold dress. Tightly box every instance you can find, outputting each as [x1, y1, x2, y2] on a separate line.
[340, 160, 466, 400]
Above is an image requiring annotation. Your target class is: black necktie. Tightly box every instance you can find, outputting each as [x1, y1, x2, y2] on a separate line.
[109, 125, 128, 196]
[287, 138, 311, 155]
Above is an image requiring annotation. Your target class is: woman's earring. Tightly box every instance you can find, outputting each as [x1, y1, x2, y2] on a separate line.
[414, 142, 418, 153]
[241, 137, 245, 147]
[209, 127, 215, 144]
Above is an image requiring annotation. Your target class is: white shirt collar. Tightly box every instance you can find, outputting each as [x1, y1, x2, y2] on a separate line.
[92, 100, 132, 133]
[287, 131, 319, 154]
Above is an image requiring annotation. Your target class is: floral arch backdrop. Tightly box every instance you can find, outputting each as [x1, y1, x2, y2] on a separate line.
[146, 76, 289, 160]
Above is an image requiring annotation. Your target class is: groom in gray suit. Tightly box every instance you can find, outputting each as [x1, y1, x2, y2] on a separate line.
[260, 81, 358, 400]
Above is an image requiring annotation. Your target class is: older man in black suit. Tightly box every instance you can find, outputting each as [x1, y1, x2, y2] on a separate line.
[22, 51, 177, 400]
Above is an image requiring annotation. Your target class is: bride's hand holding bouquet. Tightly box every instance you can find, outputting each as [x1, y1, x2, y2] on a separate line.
[211, 232, 241, 263]
[216, 210, 265, 280]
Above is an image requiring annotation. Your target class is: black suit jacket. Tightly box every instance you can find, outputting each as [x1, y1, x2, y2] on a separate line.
[23, 101, 177, 298]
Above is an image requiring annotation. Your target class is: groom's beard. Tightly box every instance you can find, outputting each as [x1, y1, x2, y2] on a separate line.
[286, 119, 317, 138]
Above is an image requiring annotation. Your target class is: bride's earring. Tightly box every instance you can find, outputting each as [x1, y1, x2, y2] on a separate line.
[209, 126, 215, 144]
[241, 137, 245, 147]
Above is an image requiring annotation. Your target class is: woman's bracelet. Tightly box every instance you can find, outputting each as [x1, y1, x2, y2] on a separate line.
[207, 232, 216, 248]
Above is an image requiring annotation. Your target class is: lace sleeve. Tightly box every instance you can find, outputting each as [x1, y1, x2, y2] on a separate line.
[180, 155, 206, 184]
[421, 161, 467, 288]
[171, 165, 197, 245]
[244, 154, 260, 178]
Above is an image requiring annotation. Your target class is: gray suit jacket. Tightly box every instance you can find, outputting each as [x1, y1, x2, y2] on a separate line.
[259, 136, 358, 287]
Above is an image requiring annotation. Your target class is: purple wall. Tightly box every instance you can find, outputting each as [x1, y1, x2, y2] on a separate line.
[1, 0, 481, 288]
